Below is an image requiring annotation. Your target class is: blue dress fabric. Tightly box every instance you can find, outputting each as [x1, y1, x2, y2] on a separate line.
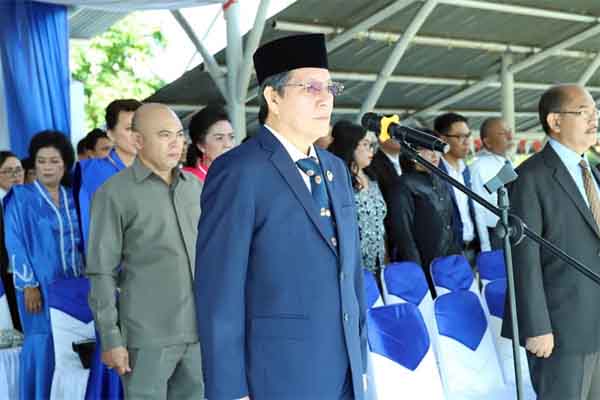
[73, 149, 126, 400]
[75, 149, 126, 249]
[4, 181, 84, 400]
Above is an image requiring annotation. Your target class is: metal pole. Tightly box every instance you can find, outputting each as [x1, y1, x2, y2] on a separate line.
[578, 52, 600, 86]
[501, 53, 516, 133]
[273, 20, 597, 61]
[326, 0, 416, 52]
[498, 187, 524, 400]
[358, 0, 438, 120]
[238, 0, 271, 100]
[171, 10, 229, 101]
[412, 23, 600, 118]
[224, 0, 245, 142]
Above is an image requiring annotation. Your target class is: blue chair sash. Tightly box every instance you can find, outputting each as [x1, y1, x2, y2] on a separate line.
[484, 279, 506, 319]
[431, 255, 473, 291]
[367, 303, 430, 371]
[435, 291, 487, 351]
[477, 250, 506, 281]
[47, 277, 93, 323]
[384, 262, 429, 305]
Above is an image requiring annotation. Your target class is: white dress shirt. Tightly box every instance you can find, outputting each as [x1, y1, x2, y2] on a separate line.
[549, 138, 600, 206]
[265, 124, 318, 192]
[382, 149, 402, 176]
[441, 157, 475, 242]
[470, 149, 510, 228]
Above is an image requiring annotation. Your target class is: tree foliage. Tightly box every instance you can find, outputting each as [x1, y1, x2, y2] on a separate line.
[71, 14, 166, 130]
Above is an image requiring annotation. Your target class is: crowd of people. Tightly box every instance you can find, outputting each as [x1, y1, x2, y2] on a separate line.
[0, 32, 599, 400]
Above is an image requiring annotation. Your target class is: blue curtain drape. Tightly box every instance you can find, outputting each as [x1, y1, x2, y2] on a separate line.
[0, 1, 71, 158]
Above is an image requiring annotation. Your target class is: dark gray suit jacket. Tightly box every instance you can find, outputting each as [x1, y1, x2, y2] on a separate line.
[502, 143, 600, 353]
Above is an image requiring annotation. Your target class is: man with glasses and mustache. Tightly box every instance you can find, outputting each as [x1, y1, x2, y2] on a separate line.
[195, 34, 367, 400]
[435, 112, 491, 264]
[502, 84, 600, 399]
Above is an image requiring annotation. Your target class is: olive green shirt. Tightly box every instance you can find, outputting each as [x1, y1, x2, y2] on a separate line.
[86, 159, 202, 351]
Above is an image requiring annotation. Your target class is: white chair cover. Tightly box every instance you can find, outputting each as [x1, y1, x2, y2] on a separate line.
[367, 304, 445, 400]
[431, 254, 479, 296]
[380, 262, 437, 338]
[48, 278, 95, 400]
[0, 279, 13, 330]
[0, 347, 20, 399]
[482, 279, 536, 399]
[434, 290, 510, 399]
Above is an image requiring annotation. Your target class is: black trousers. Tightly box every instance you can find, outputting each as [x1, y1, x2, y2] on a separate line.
[527, 350, 600, 399]
[1, 269, 21, 331]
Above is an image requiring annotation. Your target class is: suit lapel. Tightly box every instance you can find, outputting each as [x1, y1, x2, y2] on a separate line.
[317, 149, 345, 258]
[545, 146, 600, 238]
[259, 129, 338, 255]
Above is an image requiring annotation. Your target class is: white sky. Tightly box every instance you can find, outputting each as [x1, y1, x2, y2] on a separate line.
[141, 0, 297, 83]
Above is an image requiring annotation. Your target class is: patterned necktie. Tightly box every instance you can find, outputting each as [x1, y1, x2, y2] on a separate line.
[579, 159, 600, 230]
[296, 157, 338, 251]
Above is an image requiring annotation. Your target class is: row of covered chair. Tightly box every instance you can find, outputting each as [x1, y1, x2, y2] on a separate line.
[363, 251, 536, 399]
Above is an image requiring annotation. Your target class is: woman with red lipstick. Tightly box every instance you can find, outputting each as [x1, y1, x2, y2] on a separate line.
[329, 120, 387, 276]
[183, 105, 235, 182]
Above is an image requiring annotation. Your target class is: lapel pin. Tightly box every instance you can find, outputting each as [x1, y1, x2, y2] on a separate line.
[326, 170, 334, 182]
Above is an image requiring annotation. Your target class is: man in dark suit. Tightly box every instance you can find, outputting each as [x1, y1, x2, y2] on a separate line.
[435, 112, 491, 262]
[195, 34, 367, 400]
[502, 84, 600, 399]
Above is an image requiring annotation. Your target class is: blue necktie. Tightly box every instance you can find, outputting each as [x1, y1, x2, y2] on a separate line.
[296, 157, 338, 252]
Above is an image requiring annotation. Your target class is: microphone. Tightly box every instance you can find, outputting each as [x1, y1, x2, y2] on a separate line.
[361, 112, 450, 154]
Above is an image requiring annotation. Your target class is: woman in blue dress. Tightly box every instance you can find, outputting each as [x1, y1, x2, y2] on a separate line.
[4, 130, 84, 400]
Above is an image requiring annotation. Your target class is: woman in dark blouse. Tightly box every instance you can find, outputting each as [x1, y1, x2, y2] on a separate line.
[387, 128, 461, 295]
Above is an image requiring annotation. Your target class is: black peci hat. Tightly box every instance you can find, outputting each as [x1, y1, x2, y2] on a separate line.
[253, 34, 329, 86]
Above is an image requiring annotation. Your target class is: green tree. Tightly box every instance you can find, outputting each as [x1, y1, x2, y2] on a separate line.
[71, 14, 166, 131]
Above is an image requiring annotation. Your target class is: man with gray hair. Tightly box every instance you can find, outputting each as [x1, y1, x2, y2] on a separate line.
[469, 117, 514, 249]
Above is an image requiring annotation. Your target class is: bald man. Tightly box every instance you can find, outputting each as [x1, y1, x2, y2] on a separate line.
[86, 103, 204, 399]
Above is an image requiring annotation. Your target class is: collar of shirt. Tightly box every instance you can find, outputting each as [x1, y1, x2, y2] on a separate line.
[441, 156, 466, 174]
[0, 187, 7, 201]
[264, 124, 318, 162]
[381, 149, 401, 173]
[132, 158, 187, 184]
[106, 148, 127, 171]
[477, 148, 507, 163]
[549, 137, 589, 170]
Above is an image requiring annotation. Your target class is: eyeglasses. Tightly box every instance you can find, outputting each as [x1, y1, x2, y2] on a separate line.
[283, 81, 345, 97]
[554, 108, 600, 122]
[0, 167, 24, 177]
[443, 133, 472, 141]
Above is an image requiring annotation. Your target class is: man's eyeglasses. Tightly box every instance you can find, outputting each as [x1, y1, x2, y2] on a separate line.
[283, 81, 345, 97]
[443, 133, 472, 141]
[0, 167, 24, 177]
[554, 109, 600, 122]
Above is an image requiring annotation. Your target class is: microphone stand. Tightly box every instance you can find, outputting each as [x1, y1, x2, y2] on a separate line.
[399, 143, 600, 400]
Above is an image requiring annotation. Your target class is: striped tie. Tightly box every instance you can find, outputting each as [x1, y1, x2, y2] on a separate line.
[579, 160, 600, 230]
